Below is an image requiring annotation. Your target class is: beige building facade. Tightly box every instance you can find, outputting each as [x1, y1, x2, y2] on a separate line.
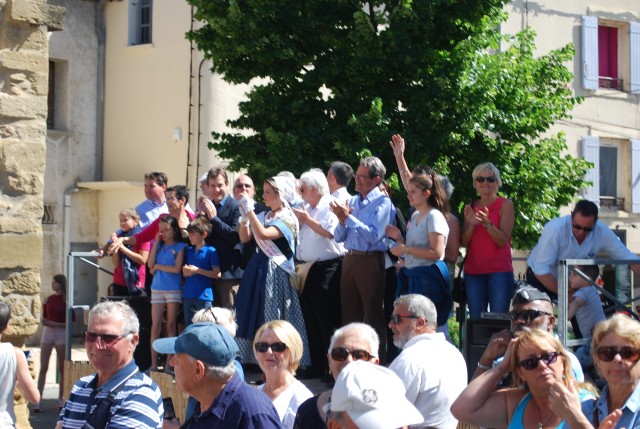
[12, 0, 640, 345]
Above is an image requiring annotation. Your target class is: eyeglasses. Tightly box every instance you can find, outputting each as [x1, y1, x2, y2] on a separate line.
[85, 331, 130, 346]
[596, 346, 640, 363]
[390, 314, 420, 324]
[254, 342, 288, 353]
[517, 351, 559, 370]
[330, 347, 373, 362]
[508, 309, 552, 323]
[475, 176, 496, 183]
[235, 183, 252, 189]
[571, 223, 594, 232]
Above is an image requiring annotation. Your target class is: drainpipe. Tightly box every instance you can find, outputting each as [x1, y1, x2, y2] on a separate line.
[62, 185, 80, 275]
[94, 0, 107, 181]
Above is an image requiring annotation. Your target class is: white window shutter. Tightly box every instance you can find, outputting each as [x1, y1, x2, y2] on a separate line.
[582, 16, 599, 90]
[581, 136, 600, 203]
[632, 139, 640, 213]
[630, 22, 640, 94]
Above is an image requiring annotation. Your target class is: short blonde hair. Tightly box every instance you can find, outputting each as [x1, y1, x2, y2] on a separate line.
[472, 162, 502, 188]
[253, 320, 304, 375]
[510, 328, 572, 388]
[191, 307, 238, 337]
[591, 313, 640, 356]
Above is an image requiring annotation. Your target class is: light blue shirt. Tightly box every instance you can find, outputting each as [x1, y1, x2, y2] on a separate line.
[582, 382, 640, 429]
[528, 215, 639, 277]
[333, 187, 395, 252]
[136, 199, 167, 229]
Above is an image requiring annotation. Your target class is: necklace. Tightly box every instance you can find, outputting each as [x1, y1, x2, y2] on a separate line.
[538, 410, 555, 429]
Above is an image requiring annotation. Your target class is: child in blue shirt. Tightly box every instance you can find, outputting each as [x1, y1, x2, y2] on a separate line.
[182, 216, 221, 325]
[568, 264, 606, 369]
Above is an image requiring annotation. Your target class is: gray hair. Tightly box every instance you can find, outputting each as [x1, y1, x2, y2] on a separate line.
[191, 307, 238, 337]
[437, 174, 454, 200]
[300, 169, 330, 196]
[89, 301, 139, 335]
[186, 355, 237, 380]
[328, 322, 379, 357]
[360, 156, 386, 180]
[472, 162, 502, 187]
[393, 294, 437, 328]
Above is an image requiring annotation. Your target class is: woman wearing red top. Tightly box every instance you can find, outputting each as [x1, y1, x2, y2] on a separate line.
[461, 162, 514, 320]
[35, 274, 67, 412]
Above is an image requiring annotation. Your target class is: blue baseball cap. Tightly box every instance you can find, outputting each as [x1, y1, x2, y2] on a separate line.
[153, 322, 239, 366]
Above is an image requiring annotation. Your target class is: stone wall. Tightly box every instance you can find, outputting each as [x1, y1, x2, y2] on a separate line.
[0, 1, 64, 427]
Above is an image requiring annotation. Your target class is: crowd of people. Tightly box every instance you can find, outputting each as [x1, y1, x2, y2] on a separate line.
[6, 133, 640, 428]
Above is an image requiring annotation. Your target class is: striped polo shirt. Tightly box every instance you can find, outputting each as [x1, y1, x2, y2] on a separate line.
[58, 360, 163, 429]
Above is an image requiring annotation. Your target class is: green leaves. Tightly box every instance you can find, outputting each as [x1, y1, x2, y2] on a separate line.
[188, 0, 589, 249]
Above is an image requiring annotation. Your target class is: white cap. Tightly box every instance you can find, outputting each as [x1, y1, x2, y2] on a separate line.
[327, 361, 424, 429]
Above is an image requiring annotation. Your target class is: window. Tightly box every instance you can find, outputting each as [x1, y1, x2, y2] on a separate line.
[129, 0, 152, 46]
[582, 16, 640, 93]
[581, 136, 640, 212]
[46, 59, 68, 131]
[598, 26, 620, 89]
[599, 143, 620, 208]
[47, 61, 55, 129]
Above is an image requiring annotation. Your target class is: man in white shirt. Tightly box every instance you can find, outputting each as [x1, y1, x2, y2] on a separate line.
[327, 161, 353, 202]
[293, 168, 345, 377]
[388, 294, 466, 429]
[527, 199, 640, 297]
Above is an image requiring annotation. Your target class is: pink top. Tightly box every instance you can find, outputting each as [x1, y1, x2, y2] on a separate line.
[112, 240, 151, 288]
[464, 197, 513, 275]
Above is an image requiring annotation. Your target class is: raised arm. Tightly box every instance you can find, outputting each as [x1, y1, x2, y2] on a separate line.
[389, 134, 413, 191]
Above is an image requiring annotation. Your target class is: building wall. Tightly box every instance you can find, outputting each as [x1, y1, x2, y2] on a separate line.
[504, 0, 640, 253]
[35, 0, 101, 345]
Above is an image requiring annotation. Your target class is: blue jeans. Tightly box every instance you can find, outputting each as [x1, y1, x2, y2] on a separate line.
[465, 272, 514, 320]
[183, 298, 212, 326]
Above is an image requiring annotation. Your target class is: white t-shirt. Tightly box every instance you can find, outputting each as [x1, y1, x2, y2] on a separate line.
[405, 208, 449, 269]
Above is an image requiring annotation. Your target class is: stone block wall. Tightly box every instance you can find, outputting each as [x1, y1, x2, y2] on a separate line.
[0, 1, 64, 427]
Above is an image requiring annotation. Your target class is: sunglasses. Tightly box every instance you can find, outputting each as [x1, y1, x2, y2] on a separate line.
[596, 346, 640, 363]
[571, 223, 594, 232]
[254, 342, 287, 353]
[235, 183, 252, 189]
[508, 309, 552, 323]
[390, 314, 420, 324]
[85, 331, 130, 346]
[330, 347, 373, 362]
[517, 351, 559, 370]
[476, 176, 496, 183]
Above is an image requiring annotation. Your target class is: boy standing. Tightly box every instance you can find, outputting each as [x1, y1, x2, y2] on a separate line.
[182, 217, 221, 326]
[568, 264, 606, 368]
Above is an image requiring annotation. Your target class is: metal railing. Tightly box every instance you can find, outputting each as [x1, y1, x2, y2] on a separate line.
[557, 258, 639, 349]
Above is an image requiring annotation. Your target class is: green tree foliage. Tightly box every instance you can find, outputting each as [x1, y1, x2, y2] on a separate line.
[187, 0, 591, 249]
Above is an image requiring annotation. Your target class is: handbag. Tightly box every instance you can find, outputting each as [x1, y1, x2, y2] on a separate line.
[452, 257, 466, 304]
[82, 369, 139, 429]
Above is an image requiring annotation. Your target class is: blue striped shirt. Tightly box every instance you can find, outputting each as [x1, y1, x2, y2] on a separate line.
[58, 360, 163, 429]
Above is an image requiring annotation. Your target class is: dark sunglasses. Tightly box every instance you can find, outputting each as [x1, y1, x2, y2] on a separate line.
[517, 351, 559, 370]
[508, 309, 552, 323]
[596, 346, 640, 363]
[475, 176, 496, 183]
[330, 347, 373, 362]
[84, 331, 130, 346]
[254, 342, 287, 353]
[390, 314, 420, 324]
[571, 223, 594, 232]
[235, 183, 252, 189]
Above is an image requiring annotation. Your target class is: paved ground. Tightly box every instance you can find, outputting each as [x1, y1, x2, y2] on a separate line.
[26, 344, 328, 429]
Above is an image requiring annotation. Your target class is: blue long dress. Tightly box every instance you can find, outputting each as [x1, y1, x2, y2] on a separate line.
[235, 209, 311, 366]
